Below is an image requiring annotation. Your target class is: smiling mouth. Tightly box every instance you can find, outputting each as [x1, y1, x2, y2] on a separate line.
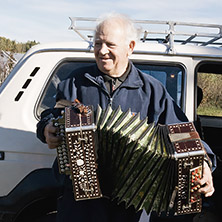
[99, 58, 112, 64]
[100, 57, 110, 60]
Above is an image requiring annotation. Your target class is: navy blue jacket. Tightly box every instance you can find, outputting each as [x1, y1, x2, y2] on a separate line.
[37, 63, 215, 222]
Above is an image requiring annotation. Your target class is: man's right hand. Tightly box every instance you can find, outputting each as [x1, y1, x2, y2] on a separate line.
[44, 122, 62, 149]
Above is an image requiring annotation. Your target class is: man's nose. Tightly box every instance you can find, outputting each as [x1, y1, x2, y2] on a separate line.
[99, 43, 109, 55]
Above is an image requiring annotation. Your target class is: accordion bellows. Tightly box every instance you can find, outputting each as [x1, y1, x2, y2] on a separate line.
[52, 102, 205, 216]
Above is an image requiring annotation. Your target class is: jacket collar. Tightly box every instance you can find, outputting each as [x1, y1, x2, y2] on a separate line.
[84, 62, 143, 89]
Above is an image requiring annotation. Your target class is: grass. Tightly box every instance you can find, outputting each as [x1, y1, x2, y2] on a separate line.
[197, 105, 222, 117]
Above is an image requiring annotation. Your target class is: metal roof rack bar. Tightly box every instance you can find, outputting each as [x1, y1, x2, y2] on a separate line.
[201, 36, 222, 46]
[181, 35, 197, 45]
[69, 17, 222, 50]
[69, 17, 97, 43]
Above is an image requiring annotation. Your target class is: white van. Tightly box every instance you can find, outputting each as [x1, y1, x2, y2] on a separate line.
[0, 18, 221, 221]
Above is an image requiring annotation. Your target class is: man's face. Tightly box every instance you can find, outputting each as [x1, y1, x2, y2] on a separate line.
[94, 22, 134, 77]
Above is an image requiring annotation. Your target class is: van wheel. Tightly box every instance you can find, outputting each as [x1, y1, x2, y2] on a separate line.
[15, 197, 57, 222]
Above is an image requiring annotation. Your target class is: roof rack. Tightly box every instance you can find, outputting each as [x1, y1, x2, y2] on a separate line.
[69, 17, 222, 53]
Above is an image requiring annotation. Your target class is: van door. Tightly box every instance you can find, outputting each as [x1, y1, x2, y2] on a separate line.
[196, 62, 222, 156]
[195, 61, 222, 216]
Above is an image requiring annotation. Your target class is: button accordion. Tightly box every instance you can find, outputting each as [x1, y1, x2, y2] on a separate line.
[52, 100, 206, 216]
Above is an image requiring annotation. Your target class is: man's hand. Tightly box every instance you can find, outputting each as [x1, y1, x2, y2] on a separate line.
[44, 122, 62, 149]
[198, 161, 215, 197]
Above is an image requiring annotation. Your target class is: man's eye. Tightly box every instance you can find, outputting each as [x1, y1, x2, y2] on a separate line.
[94, 42, 101, 47]
[107, 43, 116, 47]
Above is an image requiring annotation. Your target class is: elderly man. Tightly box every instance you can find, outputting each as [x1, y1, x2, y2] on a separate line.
[37, 13, 215, 222]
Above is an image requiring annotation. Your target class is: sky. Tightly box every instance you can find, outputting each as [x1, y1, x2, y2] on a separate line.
[1, 0, 222, 44]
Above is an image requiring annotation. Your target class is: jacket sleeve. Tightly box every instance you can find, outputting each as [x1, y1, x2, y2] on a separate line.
[201, 140, 217, 171]
[56, 77, 77, 102]
[36, 108, 63, 143]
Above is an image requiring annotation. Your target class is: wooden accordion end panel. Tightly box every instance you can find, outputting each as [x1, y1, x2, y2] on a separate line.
[52, 104, 102, 200]
[52, 102, 205, 216]
[167, 123, 204, 215]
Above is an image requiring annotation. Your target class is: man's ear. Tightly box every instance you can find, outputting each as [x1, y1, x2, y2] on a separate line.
[128, 40, 136, 56]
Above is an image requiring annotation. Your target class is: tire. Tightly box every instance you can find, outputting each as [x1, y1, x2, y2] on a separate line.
[14, 197, 57, 222]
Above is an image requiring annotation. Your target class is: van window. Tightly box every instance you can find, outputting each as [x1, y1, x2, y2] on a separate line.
[37, 62, 93, 116]
[197, 72, 222, 117]
[135, 64, 183, 106]
[36, 61, 184, 117]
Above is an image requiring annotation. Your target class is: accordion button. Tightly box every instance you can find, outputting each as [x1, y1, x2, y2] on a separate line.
[77, 159, 84, 166]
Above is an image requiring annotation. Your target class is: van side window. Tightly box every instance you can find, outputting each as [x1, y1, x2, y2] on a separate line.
[197, 72, 222, 117]
[36, 61, 184, 117]
[135, 64, 183, 107]
[36, 61, 94, 117]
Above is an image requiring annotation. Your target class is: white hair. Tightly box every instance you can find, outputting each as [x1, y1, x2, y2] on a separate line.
[94, 13, 139, 44]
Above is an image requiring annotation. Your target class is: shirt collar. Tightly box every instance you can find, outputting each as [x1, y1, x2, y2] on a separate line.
[101, 62, 132, 83]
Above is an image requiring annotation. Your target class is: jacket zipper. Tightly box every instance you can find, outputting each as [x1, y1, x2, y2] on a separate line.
[85, 74, 114, 106]
[109, 97, 113, 106]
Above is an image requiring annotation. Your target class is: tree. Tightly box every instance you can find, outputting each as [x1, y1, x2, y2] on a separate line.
[198, 73, 222, 109]
[0, 36, 40, 85]
[0, 36, 39, 53]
